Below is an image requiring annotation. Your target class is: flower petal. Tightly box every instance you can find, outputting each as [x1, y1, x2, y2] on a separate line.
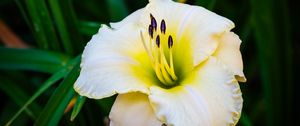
[109, 93, 162, 126]
[213, 32, 246, 82]
[187, 57, 243, 125]
[74, 24, 156, 99]
[110, 8, 144, 29]
[149, 57, 243, 126]
[149, 86, 212, 126]
[141, 0, 234, 66]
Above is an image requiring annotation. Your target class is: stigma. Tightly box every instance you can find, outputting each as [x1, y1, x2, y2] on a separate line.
[140, 14, 178, 87]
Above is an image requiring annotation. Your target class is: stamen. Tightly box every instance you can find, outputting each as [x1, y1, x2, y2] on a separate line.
[168, 35, 173, 48]
[150, 14, 157, 30]
[160, 20, 166, 34]
[155, 63, 167, 84]
[159, 46, 176, 85]
[160, 44, 177, 81]
[169, 44, 177, 80]
[140, 31, 154, 62]
[160, 62, 173, 84]
[142, 15, 178, 86]
[156, 35, 160, 48]
[148, 25, 154, 38]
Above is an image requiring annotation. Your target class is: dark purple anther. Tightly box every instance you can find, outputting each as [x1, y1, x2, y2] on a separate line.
[168, 35, 173, 48]
[160, 19, 166, 34]
[150, 14, 157, 30]
[148, 25, 154, 38]
[156, 35, 160, 48]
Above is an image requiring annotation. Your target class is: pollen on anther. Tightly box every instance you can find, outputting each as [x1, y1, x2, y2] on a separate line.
[150, 14, 157, 30]
[156, 35, 160, 48]
[148, 25, 154, 38]
[160, 19, 166, 34]
[168, 35, 173, 48]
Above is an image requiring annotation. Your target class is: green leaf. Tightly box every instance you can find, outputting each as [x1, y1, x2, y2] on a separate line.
[13, 0, 34, 34]
[250, 0, 293, 125]
[0, 47, 70, 73]
[5, 56, 80, 126]
[70, 95, 86, 121]
[0, 74, 42, 121]
[0, 102, 31, 126]
[48, 0, 83, 55]
[78, 20, 101, 36]
[25, 0, 61, 50]
[106, 0, 129, 21]
[34, 58, 80, 126]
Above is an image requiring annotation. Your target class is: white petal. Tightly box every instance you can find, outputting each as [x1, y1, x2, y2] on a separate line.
[141, 0, 234, 66]
[149, 86, 212, 126]
[110, 8, 144, 29]
[149, 57, 243, 126]
[188, 57, 243, 125]
[213, 32, 246, 82]
[109, 93, 162, 126]
[74, 24, 156, 99]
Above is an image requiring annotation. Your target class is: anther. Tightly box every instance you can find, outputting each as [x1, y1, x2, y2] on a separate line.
[168, 35, 173, 48]
[160, 20, 166, 34]
[150, 13, 154, 20]
[148, 25, 154, 38]
[156, 35, 160, 48]
[150, 14, 157, 30]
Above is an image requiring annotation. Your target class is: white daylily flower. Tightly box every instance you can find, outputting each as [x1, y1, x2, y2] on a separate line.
[74, 0, 246, 126]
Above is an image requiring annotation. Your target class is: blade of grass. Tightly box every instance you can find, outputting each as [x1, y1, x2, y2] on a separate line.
[34, 59, 80, 126]
[13, 0, 34, 35]
[48, 0, 83, 55]
[48, 0, 73, 54]
[0, 75, 42, 121]
[0, 102, 31, 126]
[0, 47, 70, 73]
[250, 5, 278, 125]
[25, 0, 60, 50]
[70, 95, 86, 121]
[5, 56, 80, 126]
[250, 0, 293, 125]
[272, 0, 293, 124]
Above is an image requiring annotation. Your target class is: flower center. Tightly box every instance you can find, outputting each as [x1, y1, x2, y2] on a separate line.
[140, 14, 178, 87]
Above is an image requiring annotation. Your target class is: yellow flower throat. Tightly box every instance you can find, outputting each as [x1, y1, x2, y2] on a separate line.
[140, 14, 178, 86]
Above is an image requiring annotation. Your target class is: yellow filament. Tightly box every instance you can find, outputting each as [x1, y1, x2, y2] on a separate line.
[159, 47, 174, 84]
[140, 31, 153, 62]
[169, 48, 177, 80]
[155, 62, 167, 84]
[154, 47, 167, 84]
[141, 26, 177, 85]
[159, 45, 177, 81]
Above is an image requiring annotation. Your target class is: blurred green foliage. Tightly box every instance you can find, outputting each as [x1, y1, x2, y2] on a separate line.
[0, 0, 298, 125]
